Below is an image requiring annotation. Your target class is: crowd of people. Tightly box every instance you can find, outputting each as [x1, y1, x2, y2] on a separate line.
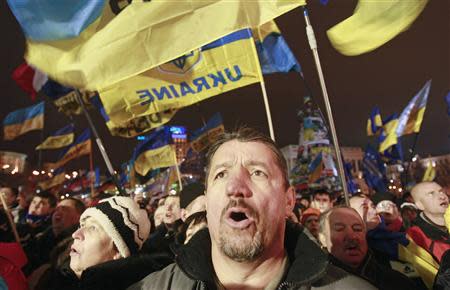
[0, 127, 449, 289]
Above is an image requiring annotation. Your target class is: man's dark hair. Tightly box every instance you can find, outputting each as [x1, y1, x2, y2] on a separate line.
[312, 189, 331, 199]
[35, 191, 57, 208]
[205, 127, 289, 189]
[63, 197, 86, 215]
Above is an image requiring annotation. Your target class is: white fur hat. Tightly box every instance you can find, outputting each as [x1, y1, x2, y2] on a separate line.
[80, 196, 150, 258]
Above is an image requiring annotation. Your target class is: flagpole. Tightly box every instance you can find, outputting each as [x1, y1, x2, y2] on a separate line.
[88, 147, 95, 197]
[74, 90, 126, 196]
[302, 7, 350, 206]
[250, 37, 276, 141]
[172, 148, 183, 192]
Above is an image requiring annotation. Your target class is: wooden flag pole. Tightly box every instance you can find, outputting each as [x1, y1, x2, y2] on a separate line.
[0, 192, 21, 244]
[250, 37, 276, 141]
[74, 90, 126, 196]
[302, 7, 350, 206]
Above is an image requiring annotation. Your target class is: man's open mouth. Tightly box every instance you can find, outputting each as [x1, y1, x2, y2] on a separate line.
[225, 207, 254, 229]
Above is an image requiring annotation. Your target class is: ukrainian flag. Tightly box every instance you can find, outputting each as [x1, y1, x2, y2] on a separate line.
[3, 102, 44, 141]
[366, 107, 382, 136]
[308, 152, 324, 183]
[378, 114, 399, 153]
[38, 168, 66, 190]
[48, 129, 91, 170]
[190, 113, 225, 153]
[396, 80, 431, 136]
[8, 0, 305, 90]
[36, 124, 74, 150]
[132, 127, 177, 176]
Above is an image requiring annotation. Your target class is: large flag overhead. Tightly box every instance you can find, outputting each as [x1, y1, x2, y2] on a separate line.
[396, 80, 431, 136]
[3, 102, 44, 141]
[36, 124, 75, 150]
[253, 21, 301, 74]
[8, 0, 305, 90]
[378, 113, 399, 153]
[12, 63, 48, 101]
[132, 127, 177, 176]
[327, 0, 428, 56]
[190, 113, 225, 153]
[46, 129, 91, 170]
[367, 107, 382, 136]
[99, 28, 261, 124]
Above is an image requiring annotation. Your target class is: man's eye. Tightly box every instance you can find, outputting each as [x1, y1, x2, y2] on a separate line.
[251, 170, 267, 177]
[333, 225, 345, 231]
[214, 171, 226, 180]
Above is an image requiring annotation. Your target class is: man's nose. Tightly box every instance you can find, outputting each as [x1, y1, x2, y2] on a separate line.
[72, 227, 84, 240]
[226, 169, 252, 199]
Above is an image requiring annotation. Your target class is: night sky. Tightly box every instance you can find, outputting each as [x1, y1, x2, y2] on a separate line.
[0, 0, 449, 176]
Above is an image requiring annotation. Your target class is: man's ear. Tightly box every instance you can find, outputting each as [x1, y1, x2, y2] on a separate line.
[415, 200, 424, 211]
[318, 232, 327, 249]
[285, 186, 296, 215]
[181, 209, 187, 222]
[113, 251, 122, 260]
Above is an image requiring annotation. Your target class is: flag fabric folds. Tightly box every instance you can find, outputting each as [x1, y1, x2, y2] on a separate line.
[99, 28, 261, 124]
[367, 107, 383, 136]
[396, 80, 431, 136]
[190, 113, 225, 153]
[422, 161, 436, 182]
[362, 145, 387, 192]
[327, 0, 428, 56]
[47, 129, 91, 170]
[308, 152, 324, 183]
[38, 168, 66, 190]
[12, 63, 48, 101]
[3, 102, 44, 141]
[253, 21, 301, 74]
[133, 127, 177, 176]
[91, 95, 177, 138]
[378, 114, 399, 153]
[36, 124, 75, 150]
[12, 0, 305, 90]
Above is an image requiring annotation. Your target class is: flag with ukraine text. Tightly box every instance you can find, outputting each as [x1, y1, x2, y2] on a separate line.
[132, 127, 177, 176]
[3, 102, 44, 141]
[396, 80, 431, 136]
[99, 29, 261, 124]
[8, 0, 305, 90]
[36, 124, 74, 150]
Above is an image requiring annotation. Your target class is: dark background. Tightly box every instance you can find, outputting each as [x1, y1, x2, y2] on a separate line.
[0, 0, 449, 175]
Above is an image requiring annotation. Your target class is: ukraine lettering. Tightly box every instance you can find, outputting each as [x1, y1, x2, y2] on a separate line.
[137, 65, 242, 106]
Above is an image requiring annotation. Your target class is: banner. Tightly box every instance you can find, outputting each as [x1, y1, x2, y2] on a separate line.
[99, 28, 261, 124]
[46, 129, 91, 170]
[10, 0, 305, 90]
[3, 102, 44, 140]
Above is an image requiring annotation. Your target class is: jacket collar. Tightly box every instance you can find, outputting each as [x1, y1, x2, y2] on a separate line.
[175, 222, 329, 286]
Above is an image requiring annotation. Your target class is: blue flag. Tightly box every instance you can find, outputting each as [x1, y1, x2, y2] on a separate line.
[362, 145, 387, 192]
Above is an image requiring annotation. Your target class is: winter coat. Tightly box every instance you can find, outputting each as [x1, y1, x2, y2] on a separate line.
[129, 223, 377, 290]
[407, 212, 450, 263]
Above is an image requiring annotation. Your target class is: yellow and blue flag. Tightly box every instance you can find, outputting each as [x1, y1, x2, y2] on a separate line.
[9, 0, 305, 90]
[132, 127, 177, 176]
[362, 145, 387, 192]
[190, 113, 225, 153]
[36, 124, 74, 150]
[327, 0, 428, 56]
[378, 113, 399, 153]
[422, 161, 436, 182]
[47, 129, 91, 170]
[396, 80, 431, 136]
[3, 102, 44, 141]
[38, 168, 65, 190]
[91, 95, 177, 138]
[308, 152, 324, 183]
[367, 107, 383, 136]
[253, 21, 301, 74]
[100, 28, 261, 124]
